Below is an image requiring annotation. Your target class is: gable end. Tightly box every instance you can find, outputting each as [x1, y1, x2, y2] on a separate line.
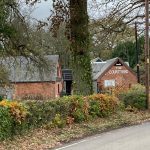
[96, 58, 136, 80]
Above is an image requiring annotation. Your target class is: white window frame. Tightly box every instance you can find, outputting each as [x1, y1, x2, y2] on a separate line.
[104, 80, 115, 87]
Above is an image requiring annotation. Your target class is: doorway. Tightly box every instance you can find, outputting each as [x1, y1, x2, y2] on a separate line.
[65, 81, 72, 95]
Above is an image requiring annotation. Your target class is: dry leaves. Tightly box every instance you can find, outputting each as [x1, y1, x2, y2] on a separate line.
[1, 111, 150, 150]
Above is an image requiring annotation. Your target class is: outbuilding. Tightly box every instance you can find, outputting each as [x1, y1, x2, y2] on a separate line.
[0, 55, 63, 100]
[91, 57, 137, 93]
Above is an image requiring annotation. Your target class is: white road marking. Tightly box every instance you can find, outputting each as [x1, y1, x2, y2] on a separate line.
[56, 130, 116, 150]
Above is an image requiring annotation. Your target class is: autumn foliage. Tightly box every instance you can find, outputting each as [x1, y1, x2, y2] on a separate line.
[0, 100, 28, 123]
[0, 94, 120, 140]
[0, 100, 28, 140]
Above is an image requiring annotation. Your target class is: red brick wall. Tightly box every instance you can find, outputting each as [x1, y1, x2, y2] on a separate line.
[97, 65, 137, 90]
[13, 82, 62, 99]
[12, 61, 63, 100]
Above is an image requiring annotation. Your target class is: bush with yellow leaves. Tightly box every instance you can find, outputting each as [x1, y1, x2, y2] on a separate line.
[0, 100, 28, 140]
[0, 100, 28, 123]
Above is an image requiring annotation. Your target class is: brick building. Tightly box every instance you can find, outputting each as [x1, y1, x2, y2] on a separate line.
[91, 57, 137, 93]
[1, 55, 63, 100]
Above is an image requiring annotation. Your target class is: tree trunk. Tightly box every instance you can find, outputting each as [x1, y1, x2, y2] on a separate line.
[70, 0, 93, 95]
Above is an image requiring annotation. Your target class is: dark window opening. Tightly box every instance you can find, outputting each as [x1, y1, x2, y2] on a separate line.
[58, 84, 59, 94]
[62, 69, 73, 95]
[66, 81, 72, 95]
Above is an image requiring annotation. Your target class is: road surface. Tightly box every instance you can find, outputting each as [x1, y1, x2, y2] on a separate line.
[54, 122, 150, 150]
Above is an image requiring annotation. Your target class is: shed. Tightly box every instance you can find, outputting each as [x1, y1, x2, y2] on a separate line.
[0, 55, 63, 100]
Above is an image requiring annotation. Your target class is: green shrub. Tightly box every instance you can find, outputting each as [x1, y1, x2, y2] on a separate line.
[0, 100, 30, 139]
[88, 94, 119, 117]
[67, 95, 89, 123]
[72, 108, 85, 123]
[119, 84, 146, 110]
[52, 114, 66, 128]
[25, 99, 71, 128]
[25, 101, 56, 127]
[0, 107, 13, 140]
[89, 101, 100, 118]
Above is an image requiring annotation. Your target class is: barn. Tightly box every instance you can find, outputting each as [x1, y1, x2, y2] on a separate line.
[0, 55, 63, 100]
[91, 57, 137, 93]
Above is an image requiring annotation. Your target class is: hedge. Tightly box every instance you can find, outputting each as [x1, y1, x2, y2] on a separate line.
[0, 94, 120, 140]
[119, 84, 146, 110]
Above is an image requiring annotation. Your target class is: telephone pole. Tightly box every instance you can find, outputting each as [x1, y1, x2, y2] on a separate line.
[135, 22, 140, 83]
[145, 0, 150, 109]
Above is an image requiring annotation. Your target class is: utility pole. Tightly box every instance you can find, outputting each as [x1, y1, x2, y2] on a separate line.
[145, 0, 150, 109]
[135, 22, 140, 83]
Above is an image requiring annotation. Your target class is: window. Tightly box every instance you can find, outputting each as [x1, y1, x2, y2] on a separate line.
[115, 60, 122, 66]
[104, 80, 115, 87]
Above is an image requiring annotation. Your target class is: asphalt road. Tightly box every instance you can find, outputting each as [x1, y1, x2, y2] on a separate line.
[54, 122, 150, 150]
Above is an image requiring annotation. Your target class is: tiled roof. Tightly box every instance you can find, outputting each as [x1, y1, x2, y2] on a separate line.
[1, 55, 59, 82]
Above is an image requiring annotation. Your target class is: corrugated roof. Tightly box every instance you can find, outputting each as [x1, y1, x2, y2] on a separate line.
[1, 55, 59, 82]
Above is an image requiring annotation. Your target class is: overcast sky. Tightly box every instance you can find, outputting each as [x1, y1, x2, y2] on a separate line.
[30, 1, 53, 20]
[25, 0, 108, 21]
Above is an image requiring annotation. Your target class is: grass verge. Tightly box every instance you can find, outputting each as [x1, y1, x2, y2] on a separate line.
[1, 110, 150, 150]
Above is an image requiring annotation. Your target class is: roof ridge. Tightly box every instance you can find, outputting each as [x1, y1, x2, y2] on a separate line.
[106, 57, 118, 62]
